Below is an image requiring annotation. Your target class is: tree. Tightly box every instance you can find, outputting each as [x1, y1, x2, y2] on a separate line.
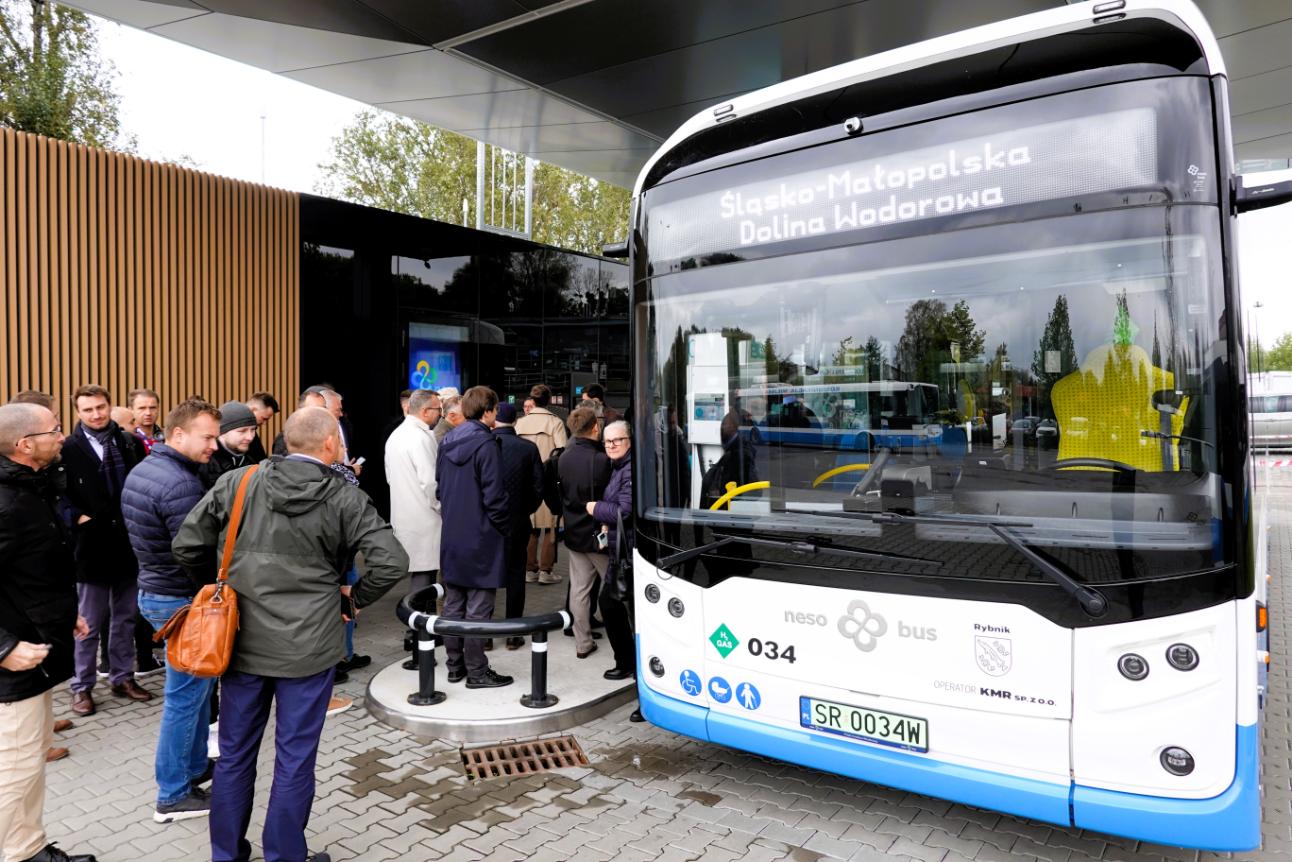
[1031, 294, 1078, 411]
[0, 0, 126, 148]
[944, 300, 985, 360]
[896, 299, 949, 383]
[1266, 332, 1292, 372]
[318, 111, 631, 256]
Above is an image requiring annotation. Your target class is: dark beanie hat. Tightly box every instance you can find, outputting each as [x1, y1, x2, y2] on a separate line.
[495, 402, 518, 424]
[218, 401, 257, 434]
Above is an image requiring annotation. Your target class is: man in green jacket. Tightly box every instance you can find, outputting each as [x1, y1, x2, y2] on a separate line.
[173, 407, 408, 862]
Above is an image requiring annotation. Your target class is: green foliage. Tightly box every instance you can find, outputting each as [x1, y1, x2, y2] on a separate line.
[1265, 332, 1292, 372]
[1031, 295, 1079, 410]
[1112, 289, 1138, 346]
[0, 0, 126, 149]
[896, 299, 986, 384]
[317, 111, 630, 256]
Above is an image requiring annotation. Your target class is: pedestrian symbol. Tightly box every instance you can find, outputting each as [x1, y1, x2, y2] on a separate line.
[679, 669, 702, 697]
[708, 676, 732, 703]
[736, 682, 761, 710]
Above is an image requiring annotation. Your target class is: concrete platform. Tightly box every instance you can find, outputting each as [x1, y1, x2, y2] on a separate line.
[365, 632, 636, 743]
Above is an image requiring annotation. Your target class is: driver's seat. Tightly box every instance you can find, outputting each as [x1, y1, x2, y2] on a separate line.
[1051, 342, 1189, 471]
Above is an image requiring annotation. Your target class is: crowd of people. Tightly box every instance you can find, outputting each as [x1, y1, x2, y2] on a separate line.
[0, 377, 636, 862]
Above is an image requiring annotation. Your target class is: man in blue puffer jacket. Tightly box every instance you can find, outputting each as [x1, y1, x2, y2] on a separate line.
[120, 399, 221, 825]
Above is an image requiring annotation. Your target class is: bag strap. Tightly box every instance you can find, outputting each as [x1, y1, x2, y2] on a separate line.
[615, 509, 630, 564]
[217, 465, 260, 584]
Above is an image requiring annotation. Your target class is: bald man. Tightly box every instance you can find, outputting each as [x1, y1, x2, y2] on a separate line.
[174, 407, 408, 862]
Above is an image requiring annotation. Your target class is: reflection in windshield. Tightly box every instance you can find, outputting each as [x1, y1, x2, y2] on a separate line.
[640, 209, 1229, 582]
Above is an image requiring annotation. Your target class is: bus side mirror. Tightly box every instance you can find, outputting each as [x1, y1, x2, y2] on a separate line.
[1235, 178, 1292, 214]
[602, 240, 629, 258]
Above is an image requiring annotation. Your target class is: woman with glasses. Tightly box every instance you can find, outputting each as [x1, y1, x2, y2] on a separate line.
[585, 421, 637, 694]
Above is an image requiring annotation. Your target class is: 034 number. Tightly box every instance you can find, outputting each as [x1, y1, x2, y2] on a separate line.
[747, 638, 796, 664]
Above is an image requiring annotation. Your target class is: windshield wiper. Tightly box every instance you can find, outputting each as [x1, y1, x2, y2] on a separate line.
[657, 533, 942, 571]
[782, 508, 1108, 617]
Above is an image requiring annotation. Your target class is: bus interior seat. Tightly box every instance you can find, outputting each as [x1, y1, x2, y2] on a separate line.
[1051, 342, 1189, 472]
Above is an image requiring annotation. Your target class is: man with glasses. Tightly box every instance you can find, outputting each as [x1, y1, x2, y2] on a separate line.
[385, 389, 443, 593]
[0, 402, 98, 862]
[60, 385, 151, 716]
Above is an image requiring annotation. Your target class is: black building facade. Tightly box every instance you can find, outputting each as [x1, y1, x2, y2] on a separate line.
[298, 194, 629, 513]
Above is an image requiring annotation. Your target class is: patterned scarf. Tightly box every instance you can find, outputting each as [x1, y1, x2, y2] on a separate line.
[84, 422, 127, 500]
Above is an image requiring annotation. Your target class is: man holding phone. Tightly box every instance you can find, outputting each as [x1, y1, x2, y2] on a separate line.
[0, 403, 97, 862]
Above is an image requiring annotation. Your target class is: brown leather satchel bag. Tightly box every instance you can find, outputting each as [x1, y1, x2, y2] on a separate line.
[153, 465, 258, 677]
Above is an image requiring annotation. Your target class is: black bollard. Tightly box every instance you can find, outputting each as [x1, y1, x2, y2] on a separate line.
[407, 626, 446, 706]
[520, 629, 558, 709]
[402, 629, 418, 670]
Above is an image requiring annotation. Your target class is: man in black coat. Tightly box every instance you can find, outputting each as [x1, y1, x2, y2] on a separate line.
[436, 387, 512, 688]
[199, 401, 262, 489]
[0, 402, 97, 862]
[59, 385, 151, 716]
[558, 407, 613, 658]
[492, 403, 543, 648]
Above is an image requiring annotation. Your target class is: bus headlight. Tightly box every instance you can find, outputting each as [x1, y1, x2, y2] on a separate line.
[1117, 653, 1149, 680]
[644, 584, 661, 603]
[1160, 747, 1195, 776]
[648, 656, 665, 677]
[668, 598, 685, 618]
[1165, 643, 1199, 671]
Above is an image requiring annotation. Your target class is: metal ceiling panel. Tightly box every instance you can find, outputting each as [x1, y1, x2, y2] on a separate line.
[459, 121, 656, 154]
[1191, 0, 1290, 39]
[1237, 133, 1292, 161]
[150, 11, 424, 74]
[195, 0, 421, 43]
[356, 0, 529, 45]
[1218, 17, 1292, 81]
[538, 0, 1049, 121]
[1230, 66, 1292, 118]
[61, 0, 207, 29]
[285, 49, 527, 104]
[376, 89, 606, 132]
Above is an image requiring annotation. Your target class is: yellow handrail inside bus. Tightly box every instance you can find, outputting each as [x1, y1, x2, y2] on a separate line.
[709, 481, 771, 510]
[811, 463, 870, 488]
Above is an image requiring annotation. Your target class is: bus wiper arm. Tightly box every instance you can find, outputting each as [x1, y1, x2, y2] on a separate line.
[986, 525, 1108, 618]
[657, 533, 941, 571]
[781, 508, 1107, 616]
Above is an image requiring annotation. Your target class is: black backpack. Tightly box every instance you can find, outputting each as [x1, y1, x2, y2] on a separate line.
[541, 446, 565, 516]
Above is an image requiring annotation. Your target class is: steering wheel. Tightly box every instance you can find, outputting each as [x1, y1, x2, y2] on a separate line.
[1045, 457, 1140, 474]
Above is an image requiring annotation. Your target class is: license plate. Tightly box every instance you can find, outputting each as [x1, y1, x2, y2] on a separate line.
[800, 696, 929, 753]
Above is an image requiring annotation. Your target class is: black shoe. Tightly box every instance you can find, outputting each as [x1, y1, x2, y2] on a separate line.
[337, 654, 371, 673]
[446, 669, 466, 684]
[306, 853, 331, 862]
[333, 669, 350, 685]
[17, 843, 97, 862]
[629, 709, 645, 723]
[401, 658, 418, 670]
[505, 637, 525, 650]
[604, 667, 634, 680]
[137, 653, 165, 677]
[465, 669, 514, 689]
[482, 639, 494, 652]
[191, 757, 216, 786]
[153, 790, 211, 823]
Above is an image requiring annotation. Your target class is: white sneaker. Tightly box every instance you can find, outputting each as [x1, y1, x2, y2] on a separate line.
[538, 571, 562, 585]
[525, 571, 540, 583]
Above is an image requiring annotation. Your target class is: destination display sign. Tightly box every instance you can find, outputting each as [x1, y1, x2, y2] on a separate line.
[647, 108, 1158, 262]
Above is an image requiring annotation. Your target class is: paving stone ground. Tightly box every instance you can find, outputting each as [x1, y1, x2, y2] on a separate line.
[29, 468, 1292, 862]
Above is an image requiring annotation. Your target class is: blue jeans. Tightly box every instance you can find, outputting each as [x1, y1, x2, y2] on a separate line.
[211, 667, 333, 862]
[138, 590, 215, 806]
[343, 564, 358, 659]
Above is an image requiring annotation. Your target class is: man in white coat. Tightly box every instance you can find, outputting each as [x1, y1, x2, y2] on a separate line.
[385, 389, 443, 592]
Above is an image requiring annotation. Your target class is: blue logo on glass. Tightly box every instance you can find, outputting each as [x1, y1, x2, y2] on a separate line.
[679, 669, 702, 697]
[736, 681, 762, 710]
[708, 676, 732, 703]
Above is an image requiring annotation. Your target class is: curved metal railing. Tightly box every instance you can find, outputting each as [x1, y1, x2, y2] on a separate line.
[396, 585, 572, 709]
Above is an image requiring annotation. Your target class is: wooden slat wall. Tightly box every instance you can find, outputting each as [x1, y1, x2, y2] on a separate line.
[0, 127, 299, 441]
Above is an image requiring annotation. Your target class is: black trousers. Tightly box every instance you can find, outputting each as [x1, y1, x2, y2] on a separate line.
[504, 527, 530, 620]
[598, 586, 635, 672]
[442, 584, 496, 677]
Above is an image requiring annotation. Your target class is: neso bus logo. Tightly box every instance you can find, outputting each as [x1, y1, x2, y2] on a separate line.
[837, 601, 887, 652]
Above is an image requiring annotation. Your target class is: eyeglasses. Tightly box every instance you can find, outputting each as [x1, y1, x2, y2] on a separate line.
[22, 425, 62, 439]
[604, 437, 629, 447]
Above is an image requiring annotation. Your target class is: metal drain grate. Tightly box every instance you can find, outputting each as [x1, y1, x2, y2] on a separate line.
[461, 735, 589, 780]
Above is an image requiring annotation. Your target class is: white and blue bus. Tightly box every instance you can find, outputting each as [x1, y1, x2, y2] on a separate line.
[625, 1, 1278, 849]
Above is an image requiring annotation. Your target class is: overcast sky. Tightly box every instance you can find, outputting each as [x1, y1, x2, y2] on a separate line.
[95, 19, 1290, 348]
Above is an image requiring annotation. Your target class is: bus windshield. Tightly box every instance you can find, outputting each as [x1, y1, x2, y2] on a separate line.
[639, 205, 1231, 584]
